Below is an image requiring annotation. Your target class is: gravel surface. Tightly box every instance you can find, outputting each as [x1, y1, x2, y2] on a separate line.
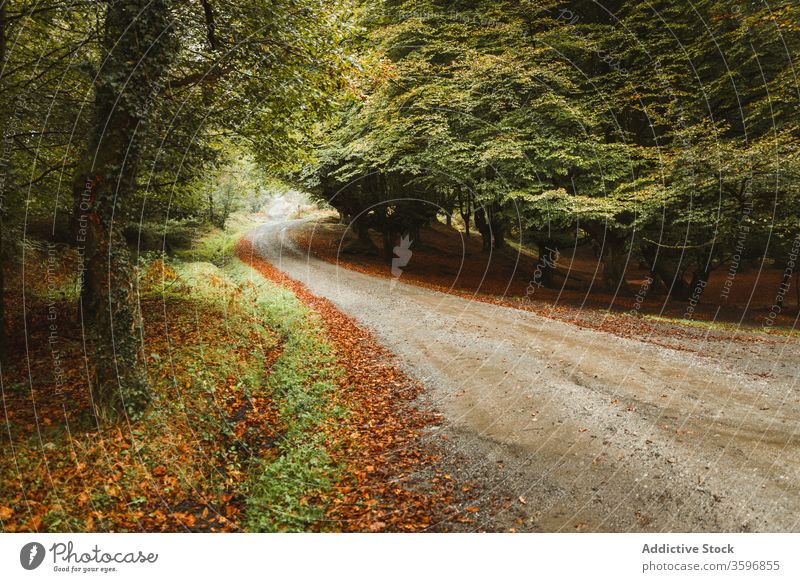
[249, 218, 800, 532]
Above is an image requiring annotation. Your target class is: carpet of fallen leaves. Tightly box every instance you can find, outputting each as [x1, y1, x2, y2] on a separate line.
[1, 255, 282, 532]
[291, 218, 799, 345]
[235, 238, 471, 532]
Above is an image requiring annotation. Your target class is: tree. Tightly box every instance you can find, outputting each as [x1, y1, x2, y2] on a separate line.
[73, 0, 178, 421]
[0, 0, 7, 367]
[303, 0, 799, 299]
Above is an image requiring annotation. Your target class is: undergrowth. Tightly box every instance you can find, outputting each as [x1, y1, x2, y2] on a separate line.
[1, 217, 345, 532]
[175, 253, 346, 531]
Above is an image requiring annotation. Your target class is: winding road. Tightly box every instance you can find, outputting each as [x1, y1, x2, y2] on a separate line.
[248, 217, 800, 532]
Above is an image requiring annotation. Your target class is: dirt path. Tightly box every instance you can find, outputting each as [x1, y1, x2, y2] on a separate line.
[248, 218, 800, 532]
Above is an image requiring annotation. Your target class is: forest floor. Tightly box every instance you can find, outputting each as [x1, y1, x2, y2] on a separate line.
[248, 212, 800, 532]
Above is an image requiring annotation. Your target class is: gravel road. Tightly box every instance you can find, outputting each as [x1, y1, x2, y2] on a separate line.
[248, 218, 800, 532]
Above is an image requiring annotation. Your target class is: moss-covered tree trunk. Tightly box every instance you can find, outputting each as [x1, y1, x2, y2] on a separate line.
[74, 0, 175, 422]
[0, 2, 7, 367]
[0, 208, 5, 368]
[0, 220, 5, 368]
[475, 208, 491, 251]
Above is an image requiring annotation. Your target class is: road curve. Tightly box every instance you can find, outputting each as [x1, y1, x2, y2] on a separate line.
[248, 218, 800, 532]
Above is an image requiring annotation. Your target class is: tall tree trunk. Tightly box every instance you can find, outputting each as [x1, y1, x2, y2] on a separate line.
[639, 244, 669, 296]
[456, 187, 471, 238]
[475, 208, 491, 251]
[491, 217, 505, 249]
[584, 222, 630, 292]
[0, 216, 5, 368]
[598, 230, 629, 291]
[460, 210, 471, 238]
[356, 220, 373, 246]
[602, 245, 628, 291]
[74, 0, 175, 422]
[382, 229, 394, 263]
[0, 2, 8, 367]
[346, 215, 378, 255]
[0, 206, 5, 368]
[479, 204, 504, 250]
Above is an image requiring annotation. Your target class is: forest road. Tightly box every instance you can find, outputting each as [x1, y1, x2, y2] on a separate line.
[248, 217, 800, 532]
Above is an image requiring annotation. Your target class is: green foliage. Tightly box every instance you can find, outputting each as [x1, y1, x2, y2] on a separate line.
[0, 0, 358, 233]
[298, 0, 800, 292]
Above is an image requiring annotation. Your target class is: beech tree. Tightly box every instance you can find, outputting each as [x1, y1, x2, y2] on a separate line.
[1, 0, 354, 420]
[72, 0, 177, 420]
[302, 0, 800, 294]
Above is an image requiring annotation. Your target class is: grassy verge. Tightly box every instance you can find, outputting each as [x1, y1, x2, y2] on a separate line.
[642, 313, 800, 337]
[175, 213, 263, 266]
[176, 256, 347, 531]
